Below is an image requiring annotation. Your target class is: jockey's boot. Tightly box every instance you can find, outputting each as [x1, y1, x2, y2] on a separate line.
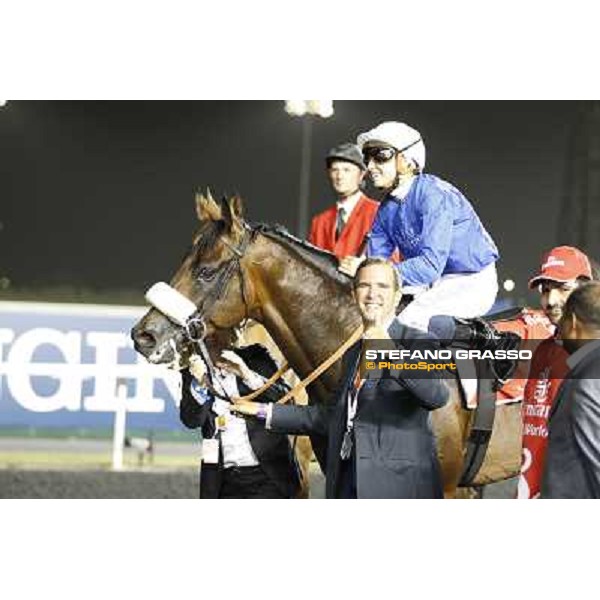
[429, 315, 498, 349]
[429, 316, 521, 383]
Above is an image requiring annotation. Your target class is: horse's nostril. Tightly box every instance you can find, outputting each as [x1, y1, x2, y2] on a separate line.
[132, 328, 157, 352]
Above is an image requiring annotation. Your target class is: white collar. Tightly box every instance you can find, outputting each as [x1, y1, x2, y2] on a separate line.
[336, 190, 362, 217]
[566, 339, 600, 369]
[390, 175, 416, 201]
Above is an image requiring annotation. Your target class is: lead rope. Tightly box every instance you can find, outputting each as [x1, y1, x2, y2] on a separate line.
[223, 324, 364, 404]
[274, 324, 363, 405]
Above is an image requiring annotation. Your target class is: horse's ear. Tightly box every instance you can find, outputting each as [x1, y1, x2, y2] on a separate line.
[230, 194, 244, 221]
[195, 189, 222, 222]
[221, 195, 244, 233]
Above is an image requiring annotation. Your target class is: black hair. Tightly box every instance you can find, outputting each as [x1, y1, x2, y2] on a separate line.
[563, 281, 600, 329]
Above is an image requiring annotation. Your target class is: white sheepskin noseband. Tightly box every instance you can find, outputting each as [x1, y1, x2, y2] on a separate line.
[145, 282, 197, 326]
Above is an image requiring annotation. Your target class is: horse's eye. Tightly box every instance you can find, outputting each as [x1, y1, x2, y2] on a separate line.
[197, 265, 218, 281]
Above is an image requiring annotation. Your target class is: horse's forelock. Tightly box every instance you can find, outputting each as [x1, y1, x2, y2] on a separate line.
[192, 219, 227, 259]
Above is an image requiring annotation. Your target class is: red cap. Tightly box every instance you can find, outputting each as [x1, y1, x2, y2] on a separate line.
[528, 246, 592, 289]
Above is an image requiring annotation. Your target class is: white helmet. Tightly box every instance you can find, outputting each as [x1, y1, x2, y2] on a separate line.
[357, 121, 426, 171]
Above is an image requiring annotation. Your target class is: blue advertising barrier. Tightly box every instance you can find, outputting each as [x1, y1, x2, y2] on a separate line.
[0, 301, 182, 430]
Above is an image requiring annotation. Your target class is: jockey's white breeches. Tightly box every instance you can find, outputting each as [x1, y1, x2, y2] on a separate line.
[396, 262, 499, 332]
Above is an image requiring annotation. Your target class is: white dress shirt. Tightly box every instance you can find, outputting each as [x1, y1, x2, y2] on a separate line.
[336, 190, 363, 222]
[194, 369, 266, 468]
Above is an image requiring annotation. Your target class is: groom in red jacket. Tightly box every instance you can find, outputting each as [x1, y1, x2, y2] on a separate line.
[309, 143, 379, 261]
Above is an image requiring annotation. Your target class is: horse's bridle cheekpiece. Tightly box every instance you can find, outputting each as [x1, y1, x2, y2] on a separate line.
[145, 223, 255, 395]
[186, 222, 254, 340]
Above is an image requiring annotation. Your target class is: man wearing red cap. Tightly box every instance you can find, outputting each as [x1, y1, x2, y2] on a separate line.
[517, 246, 593, 499]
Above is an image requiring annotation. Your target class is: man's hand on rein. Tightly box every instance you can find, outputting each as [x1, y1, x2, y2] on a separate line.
[231, 400, 260, 417]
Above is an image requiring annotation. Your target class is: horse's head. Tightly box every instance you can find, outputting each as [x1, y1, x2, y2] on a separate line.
[131, 191, 255, 367]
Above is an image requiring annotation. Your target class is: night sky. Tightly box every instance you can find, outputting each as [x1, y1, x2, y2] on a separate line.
[0, 100, 581, 303]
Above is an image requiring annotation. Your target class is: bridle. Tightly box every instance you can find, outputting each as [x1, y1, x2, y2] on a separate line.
[152, 219, 363, 405]
[185, 222, 255, 344]
[181, 221, 258, 397]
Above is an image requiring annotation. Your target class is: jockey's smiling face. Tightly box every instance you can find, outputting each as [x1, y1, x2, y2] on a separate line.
[353, 261, 400, 327]
[363, 143, 414, 190]
[328, 160, 364, 199]
[539, 280, 578, 326]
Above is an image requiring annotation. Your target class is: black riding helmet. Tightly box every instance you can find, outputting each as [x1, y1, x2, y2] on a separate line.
[325, 143, 366, 171]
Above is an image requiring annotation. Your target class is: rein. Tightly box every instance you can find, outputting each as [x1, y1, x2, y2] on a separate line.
[227, 323, 364, 405]
[274, 324, 363, 405]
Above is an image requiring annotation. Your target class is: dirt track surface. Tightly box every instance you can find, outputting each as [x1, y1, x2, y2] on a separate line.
[0, 468, 199, 499]
[0, 466, 515, 499]
[0, 435, 515, 498]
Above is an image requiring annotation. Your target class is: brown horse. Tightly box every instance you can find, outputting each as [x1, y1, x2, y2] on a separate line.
[131, 193, 524, 497]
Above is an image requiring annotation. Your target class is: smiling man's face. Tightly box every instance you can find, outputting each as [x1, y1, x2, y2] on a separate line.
[353, 263, 399, 327]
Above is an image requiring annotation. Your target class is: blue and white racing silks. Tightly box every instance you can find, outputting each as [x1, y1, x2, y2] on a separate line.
[367, 174, 499, 287]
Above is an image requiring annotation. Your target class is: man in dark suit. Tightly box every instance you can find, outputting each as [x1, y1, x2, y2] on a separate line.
[232, 258, 449, 498]
[541, 282, 600, 499]
[180, 341, 301, 499]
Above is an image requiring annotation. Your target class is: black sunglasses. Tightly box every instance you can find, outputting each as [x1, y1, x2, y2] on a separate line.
[362, 146, 397, 165]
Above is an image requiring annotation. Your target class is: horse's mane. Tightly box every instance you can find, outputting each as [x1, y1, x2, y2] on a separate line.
[189, 217, 353, 288]
[250, 222, 352, 287]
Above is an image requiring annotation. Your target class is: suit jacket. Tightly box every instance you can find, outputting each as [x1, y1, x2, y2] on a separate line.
[309, 194, 379, 259]
[270, 321, 449, 498]
[541, 342, 600, 499]
[180, 344, 301, 499]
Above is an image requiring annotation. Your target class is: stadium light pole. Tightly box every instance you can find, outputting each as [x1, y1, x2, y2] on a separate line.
[284, 101, 334, 238]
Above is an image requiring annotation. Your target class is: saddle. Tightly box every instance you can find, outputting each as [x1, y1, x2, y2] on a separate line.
[442, 308, 553, 486]
[488, 307, 554, 406]
[430, 307, 553, 408]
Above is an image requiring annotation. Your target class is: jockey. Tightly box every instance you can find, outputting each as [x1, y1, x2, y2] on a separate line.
[343, 121, 499, 332]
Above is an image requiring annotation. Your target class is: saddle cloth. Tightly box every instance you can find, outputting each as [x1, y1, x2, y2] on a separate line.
[456, 308, 554, 409]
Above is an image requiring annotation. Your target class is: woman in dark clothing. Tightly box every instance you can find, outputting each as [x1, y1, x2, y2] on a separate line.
[180, 342, 301, 499]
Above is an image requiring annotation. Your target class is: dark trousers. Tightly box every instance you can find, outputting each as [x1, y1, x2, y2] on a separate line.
[338, 453, 358, 499]
[201, 465, 290, 499]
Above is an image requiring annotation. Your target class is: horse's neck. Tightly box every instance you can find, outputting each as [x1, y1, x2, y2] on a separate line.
[248, 236, 361, 386]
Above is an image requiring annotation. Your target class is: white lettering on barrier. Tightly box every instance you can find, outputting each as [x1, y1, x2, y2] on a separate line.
[6, 328, 82, 412]
[0, 327, 181, 414]
[84, 331, 167, 413]
[0, 328, 16, 359]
